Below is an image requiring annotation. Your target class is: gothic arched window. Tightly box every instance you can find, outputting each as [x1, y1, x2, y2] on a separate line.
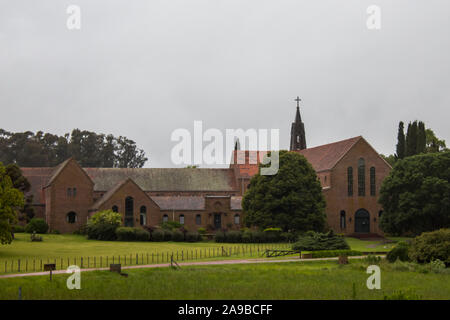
[370, 167, 376, 196]
[140, 206, 147, 226]
[67, 212, 77, 224]
[162, 214, 168, 223]
[347, 167, 353, 196]
[196, 214, 201, 225]
[358, 158, 365, 196]
[179, 214, 185, 225]
[340, 211, 346, 229]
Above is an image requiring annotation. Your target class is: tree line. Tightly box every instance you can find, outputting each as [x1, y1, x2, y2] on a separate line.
[0, 129, 148, 168]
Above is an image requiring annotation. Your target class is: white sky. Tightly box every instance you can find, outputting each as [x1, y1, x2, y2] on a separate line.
[1, 0, 449, 167]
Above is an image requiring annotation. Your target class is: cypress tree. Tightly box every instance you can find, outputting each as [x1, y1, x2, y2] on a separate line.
[406, 121, 418, 156]
[396, 121, 406, 159]
[416, 121, 426, 154]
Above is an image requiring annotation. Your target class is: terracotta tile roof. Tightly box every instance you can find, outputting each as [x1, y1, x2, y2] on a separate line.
[20, 167, 54, 204]
[230, 196, 242, 210]
[151, 196, 205, 210]
[84, 168, 237, 192]
[296, 136, 362, 172]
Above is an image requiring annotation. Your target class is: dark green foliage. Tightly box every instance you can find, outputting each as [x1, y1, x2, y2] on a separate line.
[214, 231, 227, 243]
[417, 121, 426, 154]
[224, 231, 242, 243]
[151, 229, 165, 241]
[396, 121, 406, 159]
[86, 223, 117, 241]
[242, 150, 326, 232]
[408, 229, 450, 265]
[215, 230, 295, 243]
[310, 250, 362, 258]
[172, 230, 184, 242]
[185, 232, 202, 242]
[24, 218, 48, 234]
[161, 221, 183, 230]
[379, 152, 450, 235]
[426, 129, 447, 153]
[291, 231, 350, 251]
[163, 229, 173, 241]
[386, 242, 411, 263]
[0, 129, 147, 168]
[115, 227, 150, 241]
[11, 225, 25, 233]
[406, 121, 418, 156]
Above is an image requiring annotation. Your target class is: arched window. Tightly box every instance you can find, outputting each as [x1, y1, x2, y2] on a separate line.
[73, 187, 77, 197]
[140, 206, 147, 226]
[195, 214, 201, 225]
[347, 167, 353, 196]
[358, 158, 365, 196]
[340, 211, 346, 229]
[162, 214, 168, 223]
[234, 214, 240, 225]
[112, 205, 118, 213]
[124, 197, 134, 227]
[370, 167, 376, 196]
[66, 212, 77, 224]
[378, 210, 383, 217]
[179, 214, 185, 225]
[67, 188, 72, 197]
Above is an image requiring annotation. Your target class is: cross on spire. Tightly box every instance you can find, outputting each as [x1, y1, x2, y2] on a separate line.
[295, 96, 301, 108]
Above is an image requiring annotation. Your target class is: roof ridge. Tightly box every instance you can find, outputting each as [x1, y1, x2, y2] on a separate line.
[300, 136, 362, 152]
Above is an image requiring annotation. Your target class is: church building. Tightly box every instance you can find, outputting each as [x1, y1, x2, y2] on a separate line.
[21, 99, 391, 236]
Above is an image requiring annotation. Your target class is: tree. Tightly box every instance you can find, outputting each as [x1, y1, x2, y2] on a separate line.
[0, 162, 25, 244]
[426, 129, 447, 153]
[396, 121, 406, 159]
[242, 150, 326, 232]
[405, 121, 418, 157]
[380, 154, 396, 167]
[378, 151, 450, 236]
[416, 121, 426, 154]
[5, 164, 34, 222]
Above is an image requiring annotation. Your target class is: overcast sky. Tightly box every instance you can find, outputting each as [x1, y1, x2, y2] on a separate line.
[1, 0, 449, 168]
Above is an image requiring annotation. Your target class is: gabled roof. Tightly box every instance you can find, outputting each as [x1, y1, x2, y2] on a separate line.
[45, 158, 93, 188]
[84, 168, 237, 192]
[151, 196, 205, 211]
[20, 167, 54, 204]
[296, 136, 363, 172]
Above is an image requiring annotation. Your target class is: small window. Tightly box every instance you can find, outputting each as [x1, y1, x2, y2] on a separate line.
[67, 188, 72, 197]
[196, 214, 201, 225]
[340, 211, 346, 229]
[112, 205, 118, 213]
[67, 212, 77, 224]
[162, 214, 168, 223]
[179, 214, 185, 225]
[358, 158, 365, 196]
[234, 214, 240, 225]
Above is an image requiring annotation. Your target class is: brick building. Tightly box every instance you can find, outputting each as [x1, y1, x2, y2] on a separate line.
[21, 101, 391, 235]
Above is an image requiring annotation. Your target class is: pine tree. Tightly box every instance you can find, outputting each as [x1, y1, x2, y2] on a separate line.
[406, 121, 418, 156]
[396, 121, 406, 159]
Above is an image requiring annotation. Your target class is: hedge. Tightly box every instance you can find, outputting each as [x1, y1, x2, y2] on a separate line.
[115, 227, 150, 241]
[25, 218, 49, 234]
[309, 250, 363, 258]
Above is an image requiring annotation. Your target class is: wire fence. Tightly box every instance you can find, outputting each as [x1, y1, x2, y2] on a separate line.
[0, 243, 292, 275]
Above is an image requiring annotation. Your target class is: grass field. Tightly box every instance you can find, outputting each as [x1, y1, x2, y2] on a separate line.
[0, 233, 406, 274]
[0, 259, 448, 300]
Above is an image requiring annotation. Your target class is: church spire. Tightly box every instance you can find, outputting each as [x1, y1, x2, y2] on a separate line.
[290, 96, 307, 151]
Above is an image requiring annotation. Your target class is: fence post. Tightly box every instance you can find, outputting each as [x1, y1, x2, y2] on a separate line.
[18, 259, 20, 272]
[136, 254, 138, 265]
[40, 259, 42, 271]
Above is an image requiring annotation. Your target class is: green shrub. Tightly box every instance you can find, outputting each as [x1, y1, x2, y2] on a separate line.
[215, 231, 227, 243]
[197, 227, 207, 235]
[225, 231, 242, 243]
[87, 222, 117, 241]
[292, 231, 349, 251]
[116, 227, 150, 241]
[242, 231, 252, 243]
[387, 241, 411, 263]
[161, 221, 182, 230]
[12, 225, 25, 233]
[172, 230, 184, 242]
[87, 210, 121, 241]
[151, 229, 165, 241]
[50, 229, 60, 234]
[251, 231, 266, 243]
[163, 229, 173, 241]
[280, 232, 297, 242]
[25, 218, 49, 234]
[310, 250, 362, 258]
[408, 228, 450, 265]
[73, 224, 88, 235]
[185, 232, 201, 242]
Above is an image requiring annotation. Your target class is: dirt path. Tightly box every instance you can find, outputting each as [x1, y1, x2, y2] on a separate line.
[0, 255, 384, 279]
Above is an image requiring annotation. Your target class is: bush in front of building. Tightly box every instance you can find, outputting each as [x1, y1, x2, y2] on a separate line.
[115, 227, 150, 241]
[86, 210, 122, 241]
[408, 228, 450, 265]
[185, 232, 202, 242]
[12, 225, 25, 233]
[25, 218, 49, 234]
[386, 241, 411, 263]
[163, 229, 173, 241]
[310, 250, 363, 258]
[151, 229, 165, 241]
[172, 230, 184, 242]
[291, 231, 350, 251]
[215, 229, 295, 243]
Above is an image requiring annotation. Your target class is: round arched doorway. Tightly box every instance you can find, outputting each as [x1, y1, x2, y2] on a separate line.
[354, 209, 370, 233]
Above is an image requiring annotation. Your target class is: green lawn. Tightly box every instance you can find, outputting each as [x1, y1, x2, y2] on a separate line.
[0, 259, 448, 300]
[0, 233, 290, 274]
[0, 233, 409, 274]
